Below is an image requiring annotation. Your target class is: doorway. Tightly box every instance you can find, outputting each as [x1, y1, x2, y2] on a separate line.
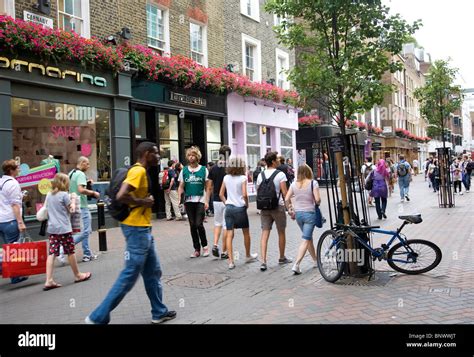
[183, 114, 206, 165]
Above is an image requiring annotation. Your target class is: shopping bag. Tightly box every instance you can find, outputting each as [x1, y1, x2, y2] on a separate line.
[2, 233, 47, 278]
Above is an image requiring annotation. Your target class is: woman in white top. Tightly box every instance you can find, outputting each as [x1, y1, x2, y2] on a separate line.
[219, 158, 258, 269]
[285, 164, 321, 275]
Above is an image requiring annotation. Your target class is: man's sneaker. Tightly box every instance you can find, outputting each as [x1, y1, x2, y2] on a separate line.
[245, 253, 258, 263]
[82, 254, 98, 262]
[292, 263, 302, 275]
[202, 246, 209, 257]
[212, 245, 220, 258]
[228, 262, 235, 270]
[400, 198, 405, 203]
[260, 263, 267, 271]
[85, 316, 98, 324]
[278, 257, 293, 265]
[405, 195, 410, 201]
[151, 311, 177, 324]
[220, 252, 229, 259]
[190, 250, 200, 258]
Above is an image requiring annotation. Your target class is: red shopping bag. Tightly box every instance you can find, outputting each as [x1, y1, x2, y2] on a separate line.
[2, 241, 47, 278]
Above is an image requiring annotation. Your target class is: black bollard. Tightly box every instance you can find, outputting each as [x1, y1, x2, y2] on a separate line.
[97, 200, 107, 252]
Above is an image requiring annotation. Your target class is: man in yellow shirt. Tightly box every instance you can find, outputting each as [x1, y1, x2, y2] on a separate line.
[86, 142, 176, 324]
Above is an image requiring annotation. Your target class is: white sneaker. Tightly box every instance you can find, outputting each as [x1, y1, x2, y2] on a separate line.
[313, 260, 318, 268]
[228, 262, 235, 270]
[202, 246, 209, 257]
[245, 253, 258, 263]
[292, 263, 302, 275]
[460, 192, 464, 195]
[400, 198, 405, 203]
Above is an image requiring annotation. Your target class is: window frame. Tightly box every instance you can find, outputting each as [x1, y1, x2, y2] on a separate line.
[146, 2, 171, 56]
[242, 33, 262, 82]
[57, 0, 90, 38]
[275, 48, 290, 90]
[280, 129, 294, 162]
[189, 20, 208, 67]
[240, 0, 260, 22]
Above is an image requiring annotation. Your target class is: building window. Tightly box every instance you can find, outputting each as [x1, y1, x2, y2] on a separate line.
[147, 3, 170, 55]
[246, 123, 260, 170]
[242, 34, 261, 82]
[158, 113, 179, 163]
[58, 0, 90, 38]
[276, 48, 290, 89]
[0, 0, 15, 17]
[190, 22, 208, 66]
[240, 0, 259, 22]
[280, 129, 293, 160]
[266, 128, 272, 152]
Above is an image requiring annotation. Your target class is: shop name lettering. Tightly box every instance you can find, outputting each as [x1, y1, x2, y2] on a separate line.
[0, 57, 107, 87]
[170, 92, 206, 107]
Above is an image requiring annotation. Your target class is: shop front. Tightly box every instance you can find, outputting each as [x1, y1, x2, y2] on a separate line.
[226, 93, 298, 195]
[130, 79, 227, 215]
[0, 54, 132, 232]
[384, 136, 419, 162]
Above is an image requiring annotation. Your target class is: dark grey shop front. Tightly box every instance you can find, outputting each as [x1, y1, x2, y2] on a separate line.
[0, 54, 134, 235]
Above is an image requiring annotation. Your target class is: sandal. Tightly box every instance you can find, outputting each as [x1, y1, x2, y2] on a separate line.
[75, 272, 92, 283]
[43, 282, 62, 291]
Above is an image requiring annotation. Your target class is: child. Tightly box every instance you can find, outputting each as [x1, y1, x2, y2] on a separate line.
[44, 173, 91, 291]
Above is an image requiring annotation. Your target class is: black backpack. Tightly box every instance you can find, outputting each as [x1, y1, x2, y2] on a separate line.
[106, 164, 147, 221]
[256, 170, 281, 210]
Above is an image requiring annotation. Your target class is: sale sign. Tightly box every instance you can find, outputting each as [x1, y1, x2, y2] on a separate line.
[17, 163, 57, 188]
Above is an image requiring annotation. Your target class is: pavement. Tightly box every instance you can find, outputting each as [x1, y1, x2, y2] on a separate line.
[0, 175, 473, 324]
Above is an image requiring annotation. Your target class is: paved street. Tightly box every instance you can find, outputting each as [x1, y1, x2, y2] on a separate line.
[1, 175, 473, 324]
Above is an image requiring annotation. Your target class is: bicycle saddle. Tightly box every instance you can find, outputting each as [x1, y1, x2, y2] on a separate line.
[398, 214, 422, 224]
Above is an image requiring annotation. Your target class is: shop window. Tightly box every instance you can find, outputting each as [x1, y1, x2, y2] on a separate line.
[246, 123, 260, 170]
[134, 111, 147, 139]
[266, 127, 272, 151]
[158, 113, 179, 163]
[190, 22, 208, 67]
[12, 98, 110, 217]
[147, 3, 170, 55]
[280, 129, 293, 161]
[0, 0, 15, 17]
[206, 119, 221, 162]
[58, 0, 90, 38]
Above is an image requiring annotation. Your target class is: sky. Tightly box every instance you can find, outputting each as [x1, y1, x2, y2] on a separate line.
[385, 0, 474, 89]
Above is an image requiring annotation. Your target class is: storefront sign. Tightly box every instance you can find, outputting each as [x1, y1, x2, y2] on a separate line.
[23, 10, 53, 29]
[170, 92, 207, 107]
[17, 163, 57, 188]
[383, 126, 392, 133]
[0, 57, 107, 87]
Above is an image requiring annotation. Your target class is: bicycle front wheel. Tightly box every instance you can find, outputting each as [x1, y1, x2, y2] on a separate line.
[387, 239, 442, 274]
[317, 230, 346, 283]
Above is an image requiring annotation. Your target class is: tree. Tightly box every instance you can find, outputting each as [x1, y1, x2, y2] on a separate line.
[414, 60, 462, 150]
[265, 0, 421, 135]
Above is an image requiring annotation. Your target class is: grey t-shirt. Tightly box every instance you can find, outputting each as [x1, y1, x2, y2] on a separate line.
[46, 192, 72, 235]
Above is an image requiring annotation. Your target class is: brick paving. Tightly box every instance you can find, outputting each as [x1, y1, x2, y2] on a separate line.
[0, 175, 473, 324]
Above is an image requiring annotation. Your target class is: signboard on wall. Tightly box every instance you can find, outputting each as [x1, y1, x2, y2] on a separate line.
[24, 11, 53, 29]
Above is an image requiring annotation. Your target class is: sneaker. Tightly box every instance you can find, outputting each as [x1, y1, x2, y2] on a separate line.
[245, 253, 258, 263]
[460, 192, 464, 195]
[58, 255, 66, 266]
[292, 264, 302, 275]
[151, 311, 177, 324]
[400, 198, 405, 203]
[85, 316, 97, 325]
[11, 277, 28, 284]
[166, 218, 174, 221]
[260, 263, 267, 271]
[82, 256, 91, 262]
[382, 213, 387, 219]
[228, 262, 235, 270]
[190, 250, 200, 258]
[278, 257, 293, 265]
[212, 245, 220, 258]
[313, 260, 318, 268]
[405, 195, 410, 201]
[202, 246, 209, 257]
[220, 252, 229, 259]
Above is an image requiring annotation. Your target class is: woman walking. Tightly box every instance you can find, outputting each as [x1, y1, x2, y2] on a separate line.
[44, 173, 91, 290]
[429, 160, 440, 192]
[284, 164, 321, 275]
[451, 158, 463, 195]
[219, 158, 258, 269]
[368, 159, 390, 220]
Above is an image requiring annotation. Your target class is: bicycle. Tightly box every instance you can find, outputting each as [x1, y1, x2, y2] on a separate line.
[316, 214, 442, 283]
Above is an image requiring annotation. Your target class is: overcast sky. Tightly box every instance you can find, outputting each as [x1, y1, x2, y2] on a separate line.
[385, 0, 474, 89]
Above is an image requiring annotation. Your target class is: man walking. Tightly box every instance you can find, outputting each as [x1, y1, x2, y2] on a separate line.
[396, 155, 412, 202]
[86, 142, 176, 324]
[256, 151, 292, 271]
[412, 159, 419, 176]
[162, 160, 183, 221]
[68, 157, 100, 262]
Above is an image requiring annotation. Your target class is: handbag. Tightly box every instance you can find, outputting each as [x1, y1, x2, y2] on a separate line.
[311, 180, 324, 228]
[36, 193, 49, 221]
[1, 231, 47, 278]
[364, 171, 374, 191]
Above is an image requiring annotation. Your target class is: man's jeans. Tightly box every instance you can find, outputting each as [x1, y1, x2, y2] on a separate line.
[0, 220, 27, 283]
[398, 176, 410, 199]
[89, 225, 168, 324]
[463, 173, 471, 191]
[73, 208, 92, 257]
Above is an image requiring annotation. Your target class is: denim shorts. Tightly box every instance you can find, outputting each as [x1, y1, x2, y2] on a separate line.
[295, 211, 317, 240]
[224, 205, 249, 230]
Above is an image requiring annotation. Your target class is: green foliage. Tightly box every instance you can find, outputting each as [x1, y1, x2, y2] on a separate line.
[265, 0, 421, 134]
[414, 60, 463, 139]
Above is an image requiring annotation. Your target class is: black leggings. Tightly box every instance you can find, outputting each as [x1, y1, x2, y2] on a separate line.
[454, 181, 462, 193]
[184, 202, 207, 250]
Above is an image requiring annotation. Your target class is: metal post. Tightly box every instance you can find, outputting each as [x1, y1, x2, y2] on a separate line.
[97, 201, 107, 252]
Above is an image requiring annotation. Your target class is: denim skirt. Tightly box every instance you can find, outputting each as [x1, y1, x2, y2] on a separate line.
[224, 205, 249, 229]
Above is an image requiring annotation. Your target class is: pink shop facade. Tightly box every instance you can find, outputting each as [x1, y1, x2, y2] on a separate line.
[227, 93, 298, 195]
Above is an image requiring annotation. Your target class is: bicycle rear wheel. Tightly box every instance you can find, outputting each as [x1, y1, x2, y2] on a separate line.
[317, 230, 346, 283]
[387, 239, 442, 274]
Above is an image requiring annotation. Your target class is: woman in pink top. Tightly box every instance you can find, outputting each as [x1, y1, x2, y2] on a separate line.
[285, 164, 321, 275]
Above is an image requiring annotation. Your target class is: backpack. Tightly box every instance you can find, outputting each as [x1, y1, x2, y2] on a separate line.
[397, 162, 408, 177]
[106, 164, 145, 221]
[159, 169, 171, 190]
[252, 166, 262, 183]
[363, 163, 373, 179]
[364, 170, 374, 191]
[256, 170, 282, 210]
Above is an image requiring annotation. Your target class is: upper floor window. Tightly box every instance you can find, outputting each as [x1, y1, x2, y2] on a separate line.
[58, 0, 90, 38]
[0, 0, 15, 18]
[240, 0, 259, 22]
[242, 34, 261, 82]
[147, 3, 170, 55]
[190, 22, 208, 67]
[276, 48, 290, 90]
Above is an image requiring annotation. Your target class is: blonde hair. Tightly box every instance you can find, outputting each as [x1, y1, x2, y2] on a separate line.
[51, 173, 69, 194]
[296, 164, 313, 189]
[186, 146, 202, 161]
